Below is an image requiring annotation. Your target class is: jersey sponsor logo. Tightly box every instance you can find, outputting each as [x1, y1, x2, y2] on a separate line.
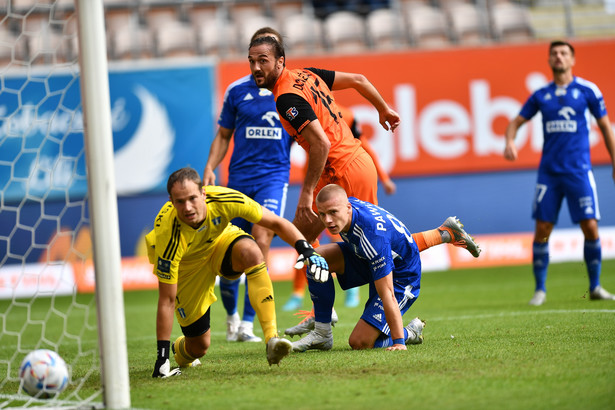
[546, 120, 577, 133]
[558, 107, 575, 120]
[246, 126, 282, 140]
[285, 106, 298, 121]
[157, 257, 171, 273]
[546, 106, 577, 133]
[243, 92, 254, 101]
[261, 111, 280, 126]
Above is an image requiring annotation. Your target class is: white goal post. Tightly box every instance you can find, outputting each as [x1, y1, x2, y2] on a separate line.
[0, 0, 130, 408]
[76, 0, 130, 408]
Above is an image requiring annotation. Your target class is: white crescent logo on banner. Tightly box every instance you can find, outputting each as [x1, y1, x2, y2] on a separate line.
[114, 86, 175, 195]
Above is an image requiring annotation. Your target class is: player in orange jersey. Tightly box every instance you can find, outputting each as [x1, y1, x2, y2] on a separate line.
[248, 36, 399, 245]
[248, 36, 480, 319]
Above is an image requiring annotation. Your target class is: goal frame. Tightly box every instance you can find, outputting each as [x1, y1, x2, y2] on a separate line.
[75, 1, 130, 408]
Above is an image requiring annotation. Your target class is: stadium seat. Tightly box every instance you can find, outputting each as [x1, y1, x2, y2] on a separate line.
[0, 27, 19, 67]
[447, 2, 490, 45]
[186, 3, 220, 28]
[323, 10, 368, 53]
[237, 15, 281, 49]
[271, 0, 306, 25]
[154, 21, 197, 58]
[398, 0, 431, 14]
[105, 8, 137, 33]
[490, 1, 534, 42]
[282, 13, 325, 55]
[110, 25, 154, 60]
[228, 1, 266, 25]
[197, 20, 241, 59]
[405, 5, 451, 48]
[366, 7, 407, 50]
[27, 28, 71, 64]
[141, 4, 180, 30]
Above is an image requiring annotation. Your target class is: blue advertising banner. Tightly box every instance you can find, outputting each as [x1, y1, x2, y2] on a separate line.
[0, 59, 217, 203]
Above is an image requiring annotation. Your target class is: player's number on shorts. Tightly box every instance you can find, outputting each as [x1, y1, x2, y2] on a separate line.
[534, 184, 548, 203]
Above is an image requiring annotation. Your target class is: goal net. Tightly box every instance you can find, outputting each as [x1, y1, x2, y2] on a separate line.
[0, 1, 129, 408]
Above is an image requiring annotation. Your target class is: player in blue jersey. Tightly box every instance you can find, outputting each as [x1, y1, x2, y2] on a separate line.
[504, 40, 615, 306]
[203, 28, 294, 342]
[287, 184, 480, 352]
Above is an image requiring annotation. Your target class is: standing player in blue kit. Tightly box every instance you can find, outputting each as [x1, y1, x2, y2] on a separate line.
[504, 40, 615, 305]
[203, 28, 293, 342]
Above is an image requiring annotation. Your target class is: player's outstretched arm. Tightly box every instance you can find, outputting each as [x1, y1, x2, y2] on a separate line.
[257, 207, 329, 281]
[203, 127, 233, 186]
[331, 71, 400, 132]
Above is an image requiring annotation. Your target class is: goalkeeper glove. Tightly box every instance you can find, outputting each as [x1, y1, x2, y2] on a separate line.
[294, 240, 330, 282]
[152, 340, 181, 378]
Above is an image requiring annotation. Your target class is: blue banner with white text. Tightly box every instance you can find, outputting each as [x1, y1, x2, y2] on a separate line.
[0, 60, 216, 203]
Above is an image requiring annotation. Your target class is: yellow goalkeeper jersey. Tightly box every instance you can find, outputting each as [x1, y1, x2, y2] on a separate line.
[145, 186, 263, 325]
[146, 185, 263, 283]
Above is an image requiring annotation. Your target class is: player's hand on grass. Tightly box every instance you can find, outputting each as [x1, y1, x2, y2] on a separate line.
[294, 240, 330, 282]
[386, 344, 407, 351]
[152, 358, 181, 378]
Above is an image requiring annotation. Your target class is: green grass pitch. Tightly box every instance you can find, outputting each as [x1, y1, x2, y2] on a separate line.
[2, 260, 614, 409]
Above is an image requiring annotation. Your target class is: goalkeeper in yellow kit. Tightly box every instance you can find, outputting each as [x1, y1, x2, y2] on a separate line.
[147, 167, 329, 377]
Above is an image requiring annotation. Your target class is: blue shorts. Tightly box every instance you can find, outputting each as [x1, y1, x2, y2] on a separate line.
[336, 242, 421, 336]
[228, 181, 288, 232]
[533, 170, 600, 224]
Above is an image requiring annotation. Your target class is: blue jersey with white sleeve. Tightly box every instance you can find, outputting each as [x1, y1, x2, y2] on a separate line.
[218, 75, 293, 185]
[339, 197, 421, 287]
[519, 76, 607, 174]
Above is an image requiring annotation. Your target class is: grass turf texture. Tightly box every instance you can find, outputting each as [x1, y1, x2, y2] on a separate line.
[2, 260, 614, 409]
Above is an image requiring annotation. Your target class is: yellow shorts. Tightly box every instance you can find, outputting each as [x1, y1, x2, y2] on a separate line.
[175, 224, 252, 327]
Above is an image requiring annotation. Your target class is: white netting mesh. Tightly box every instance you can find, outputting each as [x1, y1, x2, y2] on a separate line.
[0, 2, 103, 407]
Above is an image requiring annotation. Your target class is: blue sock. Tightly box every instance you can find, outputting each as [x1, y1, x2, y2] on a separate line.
[532, 242, 549, 292]
[242, 281, 256, 322]
[373, 328, 410, 348]
[584, 238, 602, 291]
[307, 276, 335, 323]
[219, 277, 239, 315]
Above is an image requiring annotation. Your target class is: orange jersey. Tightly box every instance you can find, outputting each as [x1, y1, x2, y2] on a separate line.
[273, 67, 364, 179]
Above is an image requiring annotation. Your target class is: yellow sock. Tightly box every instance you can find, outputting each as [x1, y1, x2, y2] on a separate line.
[246, 262, 278, 343]
[412, 229, 443, 252]
[173, 335, 198, 367]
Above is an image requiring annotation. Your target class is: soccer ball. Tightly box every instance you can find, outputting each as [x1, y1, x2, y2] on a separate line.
[19, 349, 69, 398]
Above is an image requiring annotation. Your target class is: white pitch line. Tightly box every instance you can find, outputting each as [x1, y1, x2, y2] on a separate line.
[426, 309, 615, 322]
[318, 309, 615, 329]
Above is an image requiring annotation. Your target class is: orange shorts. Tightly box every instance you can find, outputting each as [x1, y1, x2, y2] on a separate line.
[314, 149, 378, 209]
